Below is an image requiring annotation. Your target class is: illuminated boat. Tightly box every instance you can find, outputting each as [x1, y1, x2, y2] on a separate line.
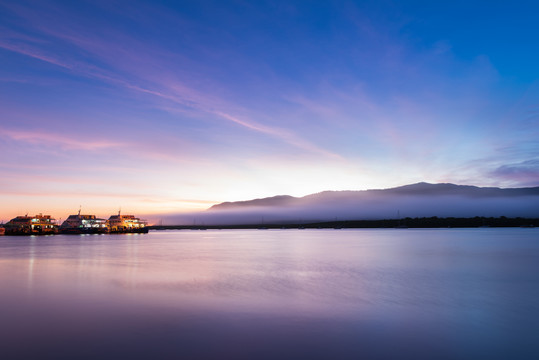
[0, 226, 5, 236]
[4, 214, 58, 235]
[107, 212, 149, 233]
[60, 211, 108, 234]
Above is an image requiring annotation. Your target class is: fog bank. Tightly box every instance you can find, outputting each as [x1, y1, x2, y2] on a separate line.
[155, 183, 539, 225]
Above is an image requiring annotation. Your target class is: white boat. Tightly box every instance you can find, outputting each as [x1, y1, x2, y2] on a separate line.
[60, 211, 108, 234]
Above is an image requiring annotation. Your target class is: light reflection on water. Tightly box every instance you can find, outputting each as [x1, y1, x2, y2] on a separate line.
[0, 229, 538, 359]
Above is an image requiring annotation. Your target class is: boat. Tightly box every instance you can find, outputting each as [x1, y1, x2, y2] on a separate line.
[4, 214, 58, 235]
[0, 227, 5, 236]
[107, 211, 148, 233]
[60, 211, 108, 234]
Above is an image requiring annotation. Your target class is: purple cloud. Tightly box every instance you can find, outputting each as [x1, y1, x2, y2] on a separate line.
[491, 160, 539, 187]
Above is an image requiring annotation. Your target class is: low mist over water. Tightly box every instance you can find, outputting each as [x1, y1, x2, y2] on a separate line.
[161, 183, 539, 225]
[1, 229, 538, 359]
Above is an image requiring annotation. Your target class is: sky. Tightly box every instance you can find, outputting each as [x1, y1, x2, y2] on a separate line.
[1, 0, 539, 222]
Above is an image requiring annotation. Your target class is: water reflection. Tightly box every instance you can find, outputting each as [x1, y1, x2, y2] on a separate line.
[0, 229, 538, 359]
[27, 237, 36, 293]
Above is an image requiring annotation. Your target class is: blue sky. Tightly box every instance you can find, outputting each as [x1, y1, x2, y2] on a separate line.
[0, 0, 538, 220]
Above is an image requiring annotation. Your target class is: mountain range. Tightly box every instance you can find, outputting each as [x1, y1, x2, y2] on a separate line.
[197, 182, 539, 224]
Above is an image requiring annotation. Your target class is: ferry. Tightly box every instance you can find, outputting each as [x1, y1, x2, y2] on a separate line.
[4, 214, 58, 235]
[60, 211, 108, 234]
[107, 212, 149, 233]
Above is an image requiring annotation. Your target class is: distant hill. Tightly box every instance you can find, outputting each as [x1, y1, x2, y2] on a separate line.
[211, 195, 298, 210]
[202, 182, 539, 224]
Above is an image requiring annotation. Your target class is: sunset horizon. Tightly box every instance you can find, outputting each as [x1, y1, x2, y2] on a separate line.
[3, 180, 539, 226]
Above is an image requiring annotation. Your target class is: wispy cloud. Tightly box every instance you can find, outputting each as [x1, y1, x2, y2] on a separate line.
[214, 111, 342, 159]
[0, 5, 342, 160]
[491, 160, 539, 186]
[0, 40, 73, 70]
[1, 128, 124, 150]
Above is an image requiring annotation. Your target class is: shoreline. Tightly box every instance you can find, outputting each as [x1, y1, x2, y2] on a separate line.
[149, 216, 539, 230]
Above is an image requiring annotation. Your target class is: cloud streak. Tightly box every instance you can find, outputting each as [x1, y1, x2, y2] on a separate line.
[491, 160, 539, 186]
[0, 5, 341, 160]
[0, 38, 73, 70]
[1, 128, 124, 151]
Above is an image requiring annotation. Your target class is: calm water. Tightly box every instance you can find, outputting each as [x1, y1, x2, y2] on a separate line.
[0, 229, 538, 359]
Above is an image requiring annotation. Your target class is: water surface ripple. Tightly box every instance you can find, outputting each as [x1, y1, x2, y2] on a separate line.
[1, 229, 538, 359]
